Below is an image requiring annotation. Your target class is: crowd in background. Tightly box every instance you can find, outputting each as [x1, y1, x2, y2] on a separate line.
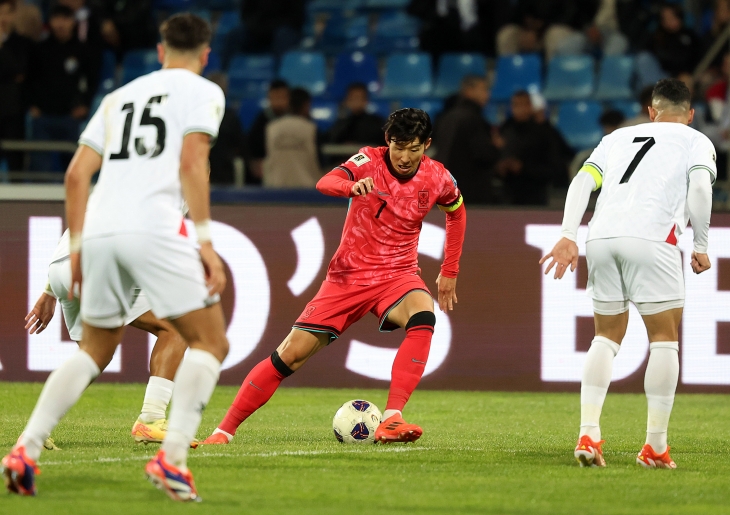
[1, 0, 730, 205]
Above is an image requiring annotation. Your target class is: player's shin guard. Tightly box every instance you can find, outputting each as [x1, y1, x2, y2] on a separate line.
[218, 351, 293, 436]
[386, 311, 435, 412]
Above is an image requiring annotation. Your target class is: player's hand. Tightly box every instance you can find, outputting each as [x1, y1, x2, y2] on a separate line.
[436, 274, 458, 312]
[691, 251, 711, 274]
[200, 242, 226, 295]
[25, 293, 57, 334]
[351, 177, 374, 196]
[70, 252, 82, 300]
[539, 237, 579, 279]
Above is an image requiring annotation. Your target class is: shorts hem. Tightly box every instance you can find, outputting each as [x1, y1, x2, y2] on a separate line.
[292, 323, 340, 344]
[81, 313, 126, 329]
[378, 288, 430, 332]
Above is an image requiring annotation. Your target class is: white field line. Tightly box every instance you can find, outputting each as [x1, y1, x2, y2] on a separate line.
[40, 445, 428, 467]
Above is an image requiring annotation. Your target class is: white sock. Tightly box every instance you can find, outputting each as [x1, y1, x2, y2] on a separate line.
[212, 428, 233, 442]
[382, 409, 402, 421]
[18, 350, 100, 461]
[579, 336, 620, 442]
[139, 376, 174, 423]
[162, 349, 221, 470]
[644, 341, 679, 454]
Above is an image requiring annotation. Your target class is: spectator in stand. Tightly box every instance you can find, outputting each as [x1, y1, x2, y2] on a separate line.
[27, 4, 96, 171]
[207, 72, 245, 186]
[494, 90, 566, 205]
[581, 0, 629, 55]
[496, 0, 599, 59]
[705, 53, 730, 123]
[96, 0, 157, 58]
[328, 83, 384, 147]
[701, 0, 730, 68]
[621, 85, 654, 127]
[0, 0, 32, 172]
[433, 75, 498, 204]
[247, 79, 290, 184]
[531, 91, 573, 188]
[408, 0, 492, 58]
[635, 3, 702, 89]
[263, 87, 321, 188]
[14, 1, 42, 42]
[57, 0, 103, 47]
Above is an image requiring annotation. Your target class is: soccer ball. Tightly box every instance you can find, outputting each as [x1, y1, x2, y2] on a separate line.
[332, 399, 382, 444]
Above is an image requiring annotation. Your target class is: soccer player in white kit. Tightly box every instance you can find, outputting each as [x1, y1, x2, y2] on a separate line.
[1, 14, 230, 501]
[540, 79, 714, 469]
[25, 228, 188, 447]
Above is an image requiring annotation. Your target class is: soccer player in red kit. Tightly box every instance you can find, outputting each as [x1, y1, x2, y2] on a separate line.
[202, 108, 466, 444]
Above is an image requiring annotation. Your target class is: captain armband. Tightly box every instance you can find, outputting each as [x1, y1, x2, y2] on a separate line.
[437, 195, 463, 213]
[579, 163, 603, 191]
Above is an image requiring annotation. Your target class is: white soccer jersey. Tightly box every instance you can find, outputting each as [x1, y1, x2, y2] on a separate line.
[79, 68, 225, 239]
[582, 122, 717, 243]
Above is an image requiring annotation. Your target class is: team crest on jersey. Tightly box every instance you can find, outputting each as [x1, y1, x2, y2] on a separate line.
[302, 305, 316, 319]
[348, 153, 371, 167]
[418, 191, 429, 210]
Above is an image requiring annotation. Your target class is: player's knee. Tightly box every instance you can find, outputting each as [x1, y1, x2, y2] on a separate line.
[405, 311, 436, 332]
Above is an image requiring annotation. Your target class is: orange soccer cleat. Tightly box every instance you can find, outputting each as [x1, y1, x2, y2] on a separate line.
[374, 414, 423, 443]
[574, 435, 606, 467]
[201, 432, 230, 445]
[1, 446, 41, 496]
[145, 450, 201, 502]
[636, 444, 677, 469]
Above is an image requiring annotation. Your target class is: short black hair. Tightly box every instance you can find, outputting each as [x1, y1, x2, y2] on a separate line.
[652, 78, 691, 107]
[290, 87, 311, 114]
[638, 85, 654, 108]
[382, 108, 432, 144]
[599, 109, 625, 127]
[269, 79, 289, 91]
[346, 82, 369, 95]
[160, 13, 211, 51]
[50, 4, 74, 18]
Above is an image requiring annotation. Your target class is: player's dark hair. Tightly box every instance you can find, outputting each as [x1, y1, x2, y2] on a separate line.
[652, 78, 691, 107]
[160, 13, 211, 52]
[290, 87, 311, 115]
[382, 108, 432, 144]
[599, 109, 625, 127]
[269, 79, 289, 91]
[49, 4, 74, 18]
[346, 82, 369, 95]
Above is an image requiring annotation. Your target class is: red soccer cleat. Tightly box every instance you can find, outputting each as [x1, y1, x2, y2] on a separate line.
[1, 446, 40, 496]
[201, 432, 230, 445]
[574, 435, 606, 467]
[374, 414, 423, 443]
[636, 444, 677, 469]
[145, 450, 201, 502]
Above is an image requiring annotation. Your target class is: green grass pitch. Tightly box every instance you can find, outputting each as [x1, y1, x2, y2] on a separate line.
[1, 383, 729, 515]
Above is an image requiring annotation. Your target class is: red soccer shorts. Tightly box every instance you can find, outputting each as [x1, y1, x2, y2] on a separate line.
[292, 274, 431, 342]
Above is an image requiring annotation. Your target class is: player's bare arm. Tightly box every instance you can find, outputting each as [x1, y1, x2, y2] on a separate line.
[540, 237, 579, 280]
[64, 145, 103, 299]
[25, 292, 57, 334]
[179, 132, 226, 295]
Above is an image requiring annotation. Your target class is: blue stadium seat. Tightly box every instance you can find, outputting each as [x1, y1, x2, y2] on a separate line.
[367, 99, 392, 118]
[610, 99, 642, 119]
[594, 55, 634, 100]
[212, 11, 241, 52]
[205, 51, 222, 75]
[238, 98, 267, 131]
[543, 55, 595, 101]
[490, 54, 542, 102]
[556, 101, 603, 150]
[307, 0, 364, 14]
[329, 51, 380, 99]
[189, 8, 211, 22]
[398, 98, 444, 119]
[97, 50, 117, 94]
[379, 53, 433, 98]
[311, 100, 339, 131]
[370, 11, 420, 53]
[363, 0, 409, 8]
[279, 51, 328, 96]
[483, 103, 503, 125]
[228, 54, 275, 100]
[319, 14, 370, 54]
[433, 53, 487, 98]
[121, 50, 160, 84]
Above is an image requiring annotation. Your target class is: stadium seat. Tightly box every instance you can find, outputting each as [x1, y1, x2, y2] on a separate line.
[363, 0, 409, 9]
[543, 55, 595, 101]
[204, 51, 222, 75]
[329, 51, 380, 99]
[483, 103, 503, 125]
[307, 0, 364, 14]
[238, 98, 267, 130]
[398, 98, 444, 119]
[227, 54, 276, 100]
[433, 53, 487, 98]
[556, 101, 603, 150]
[310, 100, 339, 131]
[121, 49, 160, 84]
[212, 10, 241, 52]
[97, 50, 117, 94]
[367, 99, 393, 118]
[594, 56, 635, 100]
[370, 11, 420, 53]
[379, 53, 433, 99]
[611, 99, 642, 119]
[189, 8, 211, 22]
[319, 14, 370, 55]
[490, 54, 542, 102]
[279, 51, 327, 96]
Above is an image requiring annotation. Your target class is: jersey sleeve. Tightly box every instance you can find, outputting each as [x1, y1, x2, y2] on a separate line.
[336, 147, 374, 181]
[78, 95, 107, 156]
[436, 170, 463, 213]
[181, 82, 225, 141]
[688, 134, 718, 185]
[577, 137, 608, 191]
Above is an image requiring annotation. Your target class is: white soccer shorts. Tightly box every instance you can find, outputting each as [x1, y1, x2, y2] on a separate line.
[586, 237, 685, 314]
[80, 233, 217, 328]
[49, 259, 153, 341]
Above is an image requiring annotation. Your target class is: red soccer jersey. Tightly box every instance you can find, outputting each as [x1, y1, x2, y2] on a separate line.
[325, 146, 461, 286]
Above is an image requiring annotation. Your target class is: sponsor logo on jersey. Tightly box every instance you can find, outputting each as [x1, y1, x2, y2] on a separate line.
[418, 191, 429, 210]
[302, 305, 317, 319]
[348, 153, 371, 167]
